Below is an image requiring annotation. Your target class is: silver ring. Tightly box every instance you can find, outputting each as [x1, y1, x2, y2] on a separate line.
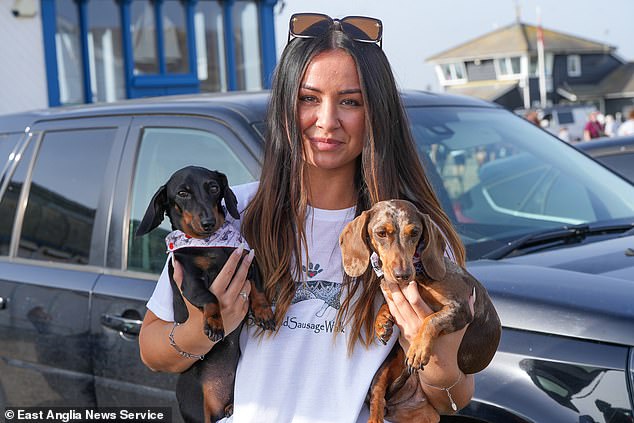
[239, 291, 248, 301]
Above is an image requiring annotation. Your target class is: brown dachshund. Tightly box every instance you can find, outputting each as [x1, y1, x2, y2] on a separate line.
[136, 166, 275, 423]
[339, 199, 501, 422]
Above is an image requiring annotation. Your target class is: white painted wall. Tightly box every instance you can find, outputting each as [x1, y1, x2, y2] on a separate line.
[0, 1, 48, 115]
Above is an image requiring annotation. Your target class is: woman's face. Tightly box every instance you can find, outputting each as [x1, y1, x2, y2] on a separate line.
[298, 49, 366, 174]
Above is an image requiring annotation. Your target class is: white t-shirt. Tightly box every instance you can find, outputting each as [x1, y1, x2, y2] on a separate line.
[146, 182, 397, 423]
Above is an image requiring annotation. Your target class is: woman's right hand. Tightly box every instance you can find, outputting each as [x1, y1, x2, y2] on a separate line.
[173, 246, 254, 337]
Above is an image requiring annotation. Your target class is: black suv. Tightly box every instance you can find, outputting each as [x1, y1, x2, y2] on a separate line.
[1, 91, 633, 423]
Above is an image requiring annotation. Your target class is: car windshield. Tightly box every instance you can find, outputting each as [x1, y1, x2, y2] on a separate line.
[407, 106, 634, 260]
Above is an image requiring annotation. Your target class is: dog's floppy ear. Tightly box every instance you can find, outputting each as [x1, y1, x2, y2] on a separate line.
[218, 172, 240, 220]
[419, 213, 447, 280]
[136, 185, 168, 236]
[339, 210, 372, 277]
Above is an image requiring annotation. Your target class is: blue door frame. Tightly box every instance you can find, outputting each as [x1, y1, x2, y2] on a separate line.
[41, 0, 278, 106]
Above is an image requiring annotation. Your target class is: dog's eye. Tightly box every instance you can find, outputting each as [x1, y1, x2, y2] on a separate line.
[177, 190, 189, 198]
[209, 185, 220, 194]
[409, 229, 420, 238]
[376, 230, 387, 238]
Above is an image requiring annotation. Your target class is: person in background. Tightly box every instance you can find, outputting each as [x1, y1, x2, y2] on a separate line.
[617, 109, 634, 136]
[604, 114, 618, 137]
[558, 127, 571, 143]
[583, 111, 605, 140]
[138, 12, 475, 423]
[524, 110, 541, 126]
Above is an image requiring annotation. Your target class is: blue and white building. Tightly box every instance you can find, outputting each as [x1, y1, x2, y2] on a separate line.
[0, 0, 278, 114]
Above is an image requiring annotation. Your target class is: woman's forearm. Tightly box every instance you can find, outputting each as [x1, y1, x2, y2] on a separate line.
[405, 332, 474, 414]
[397, 319, 475, 414]
[139, 309, 215, 373]
[418, 368, 474, 414]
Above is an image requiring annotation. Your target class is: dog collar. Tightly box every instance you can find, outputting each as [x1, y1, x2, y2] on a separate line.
[165, 221, 249, 253]
[370, 252, 384, 277]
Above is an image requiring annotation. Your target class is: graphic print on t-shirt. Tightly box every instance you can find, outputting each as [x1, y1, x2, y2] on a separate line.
[281, 278, 345, 334]
[274, 259, 346, 334]
[303, 262, 323, 278]
[294, 261, 341, 315]
[292, 280, 341, 314]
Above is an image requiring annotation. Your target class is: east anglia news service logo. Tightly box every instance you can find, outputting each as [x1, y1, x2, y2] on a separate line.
[4, 407, 171, 423]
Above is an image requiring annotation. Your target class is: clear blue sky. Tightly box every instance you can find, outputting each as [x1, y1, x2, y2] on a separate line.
[273, 0, 634, 91]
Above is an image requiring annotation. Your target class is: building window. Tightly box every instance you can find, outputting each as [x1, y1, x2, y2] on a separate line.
[131, 1, 159, 75]
[130, 0, 191, 75]
[496, 56, 521, 78]
[195, 1, 227, 92]
[567, 55, 581, 77]
[529, 54, 554, 77]
[162, 0, 190, 73]
[55, 0, 84, 105]
[437, 63, 466, 84]
[42, 0, 277, 106]
[87, 1, 126, 102]
[233, 1, 262, 90]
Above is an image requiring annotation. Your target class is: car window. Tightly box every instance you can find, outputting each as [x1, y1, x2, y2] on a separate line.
[595, 153, 634, 183]
[0, 135, 37, 256]
[476, 153, 595, 222]
[17, 128, 116, 264]
[0, 133, 21, 177]
[127, 127, 255, 274]
[407, 106, 634, 257]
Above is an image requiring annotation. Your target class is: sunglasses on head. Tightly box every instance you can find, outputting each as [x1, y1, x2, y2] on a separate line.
[288, 13, 383, 48]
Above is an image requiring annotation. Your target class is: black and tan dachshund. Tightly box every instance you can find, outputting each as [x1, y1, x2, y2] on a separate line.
[339, 199, 501, 423]
[136, 166, 275, 423]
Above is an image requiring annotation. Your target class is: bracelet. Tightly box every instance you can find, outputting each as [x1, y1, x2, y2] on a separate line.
[420, 372, 463, 411]
[168, 322, 205, 360]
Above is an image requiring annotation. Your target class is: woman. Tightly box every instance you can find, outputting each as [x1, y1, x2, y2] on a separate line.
[139, 13, 474, 422]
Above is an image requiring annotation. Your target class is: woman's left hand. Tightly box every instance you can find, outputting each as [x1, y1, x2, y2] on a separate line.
[380, 280, 475, 414]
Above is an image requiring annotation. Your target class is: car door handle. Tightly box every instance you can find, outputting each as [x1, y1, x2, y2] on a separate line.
[0, 296, 7, 310]
[101, 313, 142, 336]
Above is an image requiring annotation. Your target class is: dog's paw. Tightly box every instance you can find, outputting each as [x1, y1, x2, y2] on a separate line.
[375, 314, 395, 345]
[252, 305, 276, 331]
[224, 403, 234, 418]
[203, 304, 225, 341]
[204, 320, 225, 342]
[406, 342, 431, 373]
[253, 315, 276, 331]
[376, 322, 394, 345]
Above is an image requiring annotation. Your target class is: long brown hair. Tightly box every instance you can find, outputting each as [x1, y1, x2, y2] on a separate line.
[242, 27, 465, 352]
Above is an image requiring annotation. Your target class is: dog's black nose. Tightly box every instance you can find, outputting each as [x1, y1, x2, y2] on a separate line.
[201, 219, 216, 232]
[393, 269, 412, 282]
